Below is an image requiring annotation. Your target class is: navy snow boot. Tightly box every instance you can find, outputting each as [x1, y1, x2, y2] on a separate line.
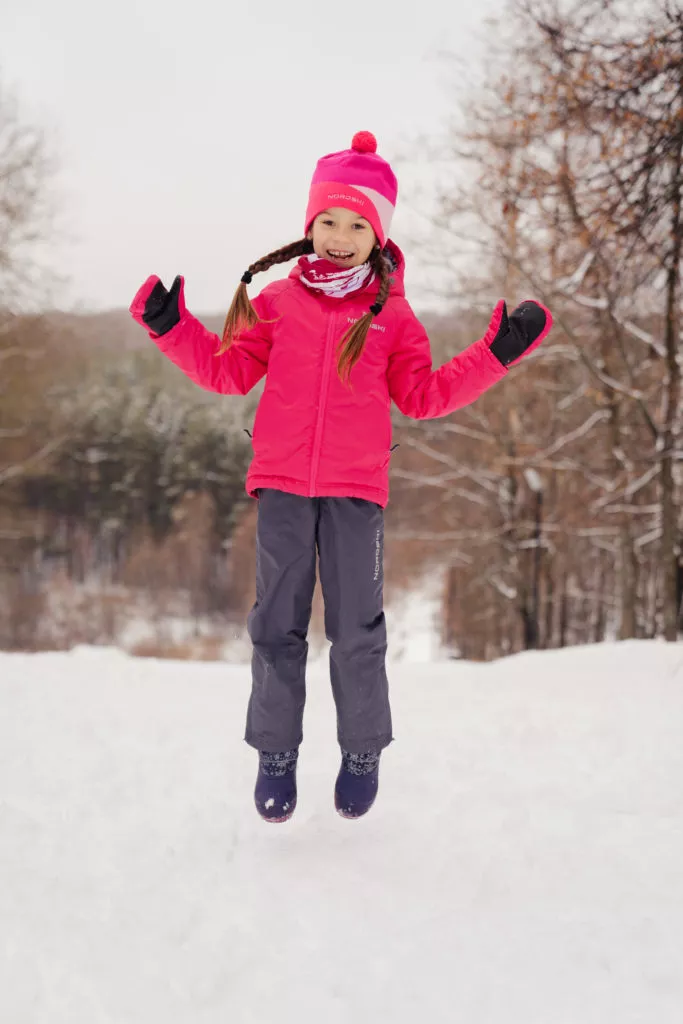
[334, 751, 380, 819]
[254, 749, 298, 823]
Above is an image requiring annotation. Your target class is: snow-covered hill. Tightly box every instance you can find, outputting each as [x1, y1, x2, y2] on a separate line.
[1, 641, 682, 1022]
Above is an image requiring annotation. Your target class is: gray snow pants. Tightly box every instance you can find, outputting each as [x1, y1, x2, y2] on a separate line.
[244, 488, 393, 754]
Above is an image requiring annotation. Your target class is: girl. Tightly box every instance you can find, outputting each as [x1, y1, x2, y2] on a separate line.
[130, 131, 552, 824]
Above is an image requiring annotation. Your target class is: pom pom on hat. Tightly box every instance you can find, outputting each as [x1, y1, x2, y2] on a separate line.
[351, 131, 377, 154]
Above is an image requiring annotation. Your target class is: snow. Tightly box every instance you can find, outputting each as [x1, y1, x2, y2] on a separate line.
[383, 577, 445, 662]
[45, 576, 444, 665]
[555, 250, 596, 293]
[1, 640, 683, 1022]
[523, 467, 544, 493]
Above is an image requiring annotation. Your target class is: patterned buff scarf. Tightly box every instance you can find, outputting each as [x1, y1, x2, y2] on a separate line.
[297, 253, 375, 299]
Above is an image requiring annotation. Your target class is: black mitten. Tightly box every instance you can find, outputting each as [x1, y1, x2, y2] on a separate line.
[141, 275, 183, 336]
[489, 300, 548, 367]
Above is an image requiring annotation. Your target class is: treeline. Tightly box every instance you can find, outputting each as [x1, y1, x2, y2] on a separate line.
[0, 315, 260, 651]
[390, 0, 683, 656]
[2, 0, 681, 658]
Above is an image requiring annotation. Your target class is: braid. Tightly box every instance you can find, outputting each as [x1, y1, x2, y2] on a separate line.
[250, 237, 313, 276]
[375, 248, 391, 307]
[218, 237, 313, 354]
[336, 246, 391, 384]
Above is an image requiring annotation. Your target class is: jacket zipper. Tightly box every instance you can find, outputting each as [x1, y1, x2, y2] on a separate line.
[309, 311, 337, 496]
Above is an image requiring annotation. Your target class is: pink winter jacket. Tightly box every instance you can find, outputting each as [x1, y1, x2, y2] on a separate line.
[130, 242, 552, 508]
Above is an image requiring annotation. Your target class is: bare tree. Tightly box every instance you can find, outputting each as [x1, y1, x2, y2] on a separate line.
[0, 72, 60, 510]
[0, 75, 57, 316]
[393, 0, 682, 654]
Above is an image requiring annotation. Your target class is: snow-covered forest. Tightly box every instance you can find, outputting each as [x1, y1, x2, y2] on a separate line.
[2, 0, 683, 655]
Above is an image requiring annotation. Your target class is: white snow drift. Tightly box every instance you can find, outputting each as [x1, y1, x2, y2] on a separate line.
[1, 640, 682, 1022]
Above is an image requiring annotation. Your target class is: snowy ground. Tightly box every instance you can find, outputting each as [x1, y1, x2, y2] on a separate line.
[1, 640, 682, 1023]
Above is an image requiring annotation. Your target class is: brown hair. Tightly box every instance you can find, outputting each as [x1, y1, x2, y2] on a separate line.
[335, 245, 391, 383]
[219, 237, 313, 354]
[219, 240, 392, 383]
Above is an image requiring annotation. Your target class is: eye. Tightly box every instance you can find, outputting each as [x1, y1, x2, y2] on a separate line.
[321, 219, 334, 226]
[353, 223, 367, 231]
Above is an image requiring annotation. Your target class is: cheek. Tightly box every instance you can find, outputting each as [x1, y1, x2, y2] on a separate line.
[359, 235, 375, 259]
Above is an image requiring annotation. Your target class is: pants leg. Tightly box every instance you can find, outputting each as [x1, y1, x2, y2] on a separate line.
[317, 497, 393, 754]
[245, 489, 317, 752]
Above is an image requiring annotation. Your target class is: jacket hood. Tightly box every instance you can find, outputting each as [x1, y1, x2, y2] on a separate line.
[288, 239, 406, 300]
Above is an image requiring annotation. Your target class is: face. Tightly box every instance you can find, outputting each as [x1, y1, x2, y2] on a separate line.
[308, 207, 377, 267]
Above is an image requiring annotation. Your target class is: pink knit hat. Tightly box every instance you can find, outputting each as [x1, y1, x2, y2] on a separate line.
[305, 131, 398, 248]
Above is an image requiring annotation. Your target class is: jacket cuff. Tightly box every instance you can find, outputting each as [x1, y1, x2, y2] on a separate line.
[129, 275, 161, 328]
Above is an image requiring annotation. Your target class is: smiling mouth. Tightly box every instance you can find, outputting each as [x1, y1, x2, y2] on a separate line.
[327, 249, 355, 262]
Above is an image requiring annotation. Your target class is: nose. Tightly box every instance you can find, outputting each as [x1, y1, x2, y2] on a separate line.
[331, 229, 354, 248]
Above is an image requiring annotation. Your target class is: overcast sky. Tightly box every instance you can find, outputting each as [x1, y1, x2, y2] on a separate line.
[2, 0, 501, 315]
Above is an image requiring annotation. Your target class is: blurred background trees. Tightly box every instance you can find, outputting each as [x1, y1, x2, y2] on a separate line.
[392, 0, 683, 655]
[1, 0, 681, 656]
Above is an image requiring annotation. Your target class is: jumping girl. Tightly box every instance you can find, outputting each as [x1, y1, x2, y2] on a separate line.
[130, 131, 552, 823]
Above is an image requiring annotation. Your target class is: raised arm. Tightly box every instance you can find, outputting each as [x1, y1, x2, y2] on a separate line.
[129, 275, 274, 396]
[387, 299, 552, 420]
